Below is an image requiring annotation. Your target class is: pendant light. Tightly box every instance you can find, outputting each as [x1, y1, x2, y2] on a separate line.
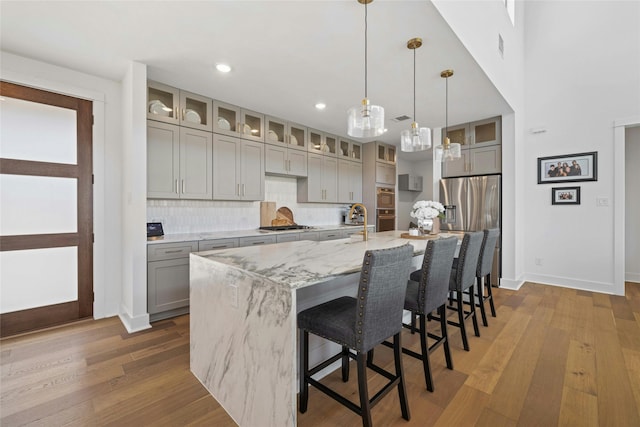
[401, 37, 432, 152]
[434, 69, 462, 161]
[347, 0, 385, 138]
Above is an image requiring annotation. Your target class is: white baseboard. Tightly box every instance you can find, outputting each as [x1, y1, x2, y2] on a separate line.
[118, 305, 151, 333]
[625, 272, 640, 283]
[523, 273, 618, 295]
[499, 276, 525, 290]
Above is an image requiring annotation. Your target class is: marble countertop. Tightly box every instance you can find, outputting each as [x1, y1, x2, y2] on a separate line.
[147, 224, 374, 245]
[192, 231, 460, 290]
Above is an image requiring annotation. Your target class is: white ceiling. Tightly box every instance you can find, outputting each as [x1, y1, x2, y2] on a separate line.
[0, 0, 511, 161]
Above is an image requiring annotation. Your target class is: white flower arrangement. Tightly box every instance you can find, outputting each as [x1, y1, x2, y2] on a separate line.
[410, 200, 445, 221]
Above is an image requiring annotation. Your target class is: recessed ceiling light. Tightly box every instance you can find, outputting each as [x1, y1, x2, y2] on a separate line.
[315, 103, 326, 110]
[216, 63, 231, 73]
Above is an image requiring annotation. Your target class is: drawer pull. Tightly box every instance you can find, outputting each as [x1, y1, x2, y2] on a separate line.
[163, 249, 184, 254]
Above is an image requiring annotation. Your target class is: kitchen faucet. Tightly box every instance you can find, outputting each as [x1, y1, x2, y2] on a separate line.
[348, 203, 368, 241]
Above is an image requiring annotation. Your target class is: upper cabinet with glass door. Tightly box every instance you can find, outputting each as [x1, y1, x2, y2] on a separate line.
[376, 142, 396, 165]
[147, 81, 213, 132]
[308, 129, 338, 157]
[265, 116, 307, 151]
[338, 138, 362, 163]
[446, 116, 501, 148]
[469, 116, 501, 147]
[213, 100, 264, 142]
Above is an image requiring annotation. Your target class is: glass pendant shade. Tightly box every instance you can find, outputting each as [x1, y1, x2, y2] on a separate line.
[347, 98, 385, 138]
[401, 122, 431, 152]
[435, 68, 461, 161]
[434, 137, 462, 161]
[400, 37, 430, 152]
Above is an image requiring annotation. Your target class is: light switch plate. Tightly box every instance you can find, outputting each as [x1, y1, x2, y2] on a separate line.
[596, 198, 609, 207]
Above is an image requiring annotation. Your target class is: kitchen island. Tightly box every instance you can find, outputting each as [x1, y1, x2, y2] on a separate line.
[190, 231, 454, 427]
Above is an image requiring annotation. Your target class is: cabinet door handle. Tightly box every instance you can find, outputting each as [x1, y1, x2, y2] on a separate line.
[175, 179, 179, 194]
[242, 183, 246, 196]
[174, 107, 178, 120]
[181, 108, 185, 121]
[181, 179, 185, 194]
[237, 183, 240, 196]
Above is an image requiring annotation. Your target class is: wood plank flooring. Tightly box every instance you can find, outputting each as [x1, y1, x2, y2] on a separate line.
[1, 282, 639, 426]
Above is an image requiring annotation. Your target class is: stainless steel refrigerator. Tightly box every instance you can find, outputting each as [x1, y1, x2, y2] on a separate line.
[440, 174, 501, 286]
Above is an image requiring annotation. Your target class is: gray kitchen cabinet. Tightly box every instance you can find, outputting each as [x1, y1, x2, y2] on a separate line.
[375, 162, 396, 186]
[265, 116, 307, 151]
[213, 134, 264, 201]
[213, 100, 265, 142]
[442, 116, 502, 177]
[276, 233, 300, 243]
[308, 129, 338, 157]
[376, 142, 396, 165]
[147, 241, 198, 321]
[299, 231, 320, 241]
[147, 121, 212, 199]
[147, 81, 213, 132]
[338, 159, 362, 203]
[265, 143, 308, 177]
[198, 238, 239, 251]
[297, 153, 337, 203]
[317, 230, 343, 241]
[239, 235, 277, 246]
[398, 174, 423, 192]
[338, 138, 362, 163]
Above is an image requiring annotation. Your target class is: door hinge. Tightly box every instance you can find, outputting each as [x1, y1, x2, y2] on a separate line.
[92, 174, 95, 184]
[92, 233, 95, 243]
[92, 115, 94, 125]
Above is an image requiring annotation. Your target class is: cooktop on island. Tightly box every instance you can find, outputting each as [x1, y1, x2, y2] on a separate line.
[259, 225, 315, 231]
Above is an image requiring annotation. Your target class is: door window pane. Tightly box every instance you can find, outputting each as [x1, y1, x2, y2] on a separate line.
[0, 247, 78, 313]
[0, 175, 77, 235]
[0, 96, 77, 164]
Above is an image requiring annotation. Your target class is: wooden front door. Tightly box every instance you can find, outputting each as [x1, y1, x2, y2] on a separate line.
[0, 81, 93, 337]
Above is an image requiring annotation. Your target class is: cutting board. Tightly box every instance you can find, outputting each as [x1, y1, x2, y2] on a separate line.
[260, 202, 276, 227]
[276, 206, 296, 225]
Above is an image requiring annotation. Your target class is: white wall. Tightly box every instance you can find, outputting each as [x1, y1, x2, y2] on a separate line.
[119, 61, 150, 332]
[0, 51, 123, 318]
[523, 1, 640, 294]
[431, 0, 526, 289]
[147, 176, 344, 234]
[626, 126, 640, 283]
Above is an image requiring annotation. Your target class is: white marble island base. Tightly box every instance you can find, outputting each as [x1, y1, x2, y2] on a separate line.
[190, 231, 438, 426]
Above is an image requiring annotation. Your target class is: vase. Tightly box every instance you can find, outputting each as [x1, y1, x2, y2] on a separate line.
[430, 217, 440, 235]
[418, 218, 433, 235]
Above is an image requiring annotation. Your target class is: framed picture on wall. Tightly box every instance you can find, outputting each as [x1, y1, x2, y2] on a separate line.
[551, 186, 581, 205]
[537, 151, 597, 184]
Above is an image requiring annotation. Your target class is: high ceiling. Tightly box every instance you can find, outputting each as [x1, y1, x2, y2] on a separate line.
[0, 0, 511, 161]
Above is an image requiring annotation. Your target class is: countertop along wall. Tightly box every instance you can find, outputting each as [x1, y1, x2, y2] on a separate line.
[147, 175, 346, 234]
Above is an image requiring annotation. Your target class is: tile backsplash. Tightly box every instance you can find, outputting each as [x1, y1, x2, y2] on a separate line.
[147, 176, 346, 234]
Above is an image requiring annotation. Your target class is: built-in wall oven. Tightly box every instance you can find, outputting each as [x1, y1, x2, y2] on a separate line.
[377, 209, 395, 232]
[376, 187, 395, 209]
[376, 187, 396, 231]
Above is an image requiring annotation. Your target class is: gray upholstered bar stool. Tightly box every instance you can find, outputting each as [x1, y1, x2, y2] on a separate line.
[298, 244, 414, 427]
[475, 228, 500, 326]
[393, 237, 458, 392]
[446, 231, 484, 351]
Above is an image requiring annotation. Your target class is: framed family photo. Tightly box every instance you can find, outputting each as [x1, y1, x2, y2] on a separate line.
[552, 186, 581, 205]
[537, 151, 597, 184]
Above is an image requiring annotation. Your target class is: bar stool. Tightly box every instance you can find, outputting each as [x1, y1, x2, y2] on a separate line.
[298, 244, 414, 427]
[447, 231, 484, 351]
[393, 237, 458, 392]
[475, 228, 500, 326]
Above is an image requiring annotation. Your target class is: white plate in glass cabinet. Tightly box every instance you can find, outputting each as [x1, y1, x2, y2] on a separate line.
[213, 100, 265, 142]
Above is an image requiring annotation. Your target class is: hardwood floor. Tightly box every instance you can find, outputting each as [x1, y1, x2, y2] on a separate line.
[1, 282, 639, 426]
